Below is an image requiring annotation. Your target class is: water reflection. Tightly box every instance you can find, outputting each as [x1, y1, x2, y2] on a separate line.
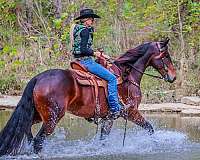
[0, 110, 200, 142]
[143, 113, 200, 142]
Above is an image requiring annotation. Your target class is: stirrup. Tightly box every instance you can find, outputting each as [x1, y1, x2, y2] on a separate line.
[120, 107, 129, 119]
[119, 101, 130, 119]
[107, 111, 121, 120]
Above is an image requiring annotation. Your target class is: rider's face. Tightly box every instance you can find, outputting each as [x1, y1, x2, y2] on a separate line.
[85, 18, 94, 27]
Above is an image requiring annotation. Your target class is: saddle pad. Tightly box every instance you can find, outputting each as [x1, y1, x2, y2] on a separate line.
[76, 79, 106, 87]
[72, 69, 122, 86]
[72, 69, 107, 87]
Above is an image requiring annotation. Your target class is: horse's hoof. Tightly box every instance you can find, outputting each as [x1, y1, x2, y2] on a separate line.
[27, 138, 33, 145]
[100, 135, 107, 141]
[33, 139, 43, 154]
[148, 128, 154, 135]
[143, 121, 154, 135]
[33, 145, 42, 154]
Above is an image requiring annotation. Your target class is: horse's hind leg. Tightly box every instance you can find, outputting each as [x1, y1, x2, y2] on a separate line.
[26, 110, 42, 144]
[33, 101, 63, 153]
[33, 123, 46, 153]
[26, 127, 33, 144]
[33, 117, 58, 154]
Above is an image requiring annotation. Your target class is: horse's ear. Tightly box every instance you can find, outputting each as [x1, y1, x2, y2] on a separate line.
[164, 37, 170, 45]
[160, 37, 170, 48]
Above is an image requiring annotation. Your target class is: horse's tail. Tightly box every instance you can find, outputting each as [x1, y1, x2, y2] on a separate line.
[0, 78, 37, 156]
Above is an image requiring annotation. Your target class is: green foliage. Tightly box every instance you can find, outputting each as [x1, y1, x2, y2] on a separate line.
[0, 74, 21, 94]
[0, 0, 199, 96]
[0, 60, 5, 69]
[53, 19, 62, 29]
[0, 1, 17, 24]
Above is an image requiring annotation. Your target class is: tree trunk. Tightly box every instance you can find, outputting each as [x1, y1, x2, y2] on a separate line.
[54, 0, 62, 19]
[25, 0, 33, 32]
[177, 0, 187, 89]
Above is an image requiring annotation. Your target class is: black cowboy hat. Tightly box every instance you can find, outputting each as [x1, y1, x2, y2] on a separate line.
[75, 8, 101, 20]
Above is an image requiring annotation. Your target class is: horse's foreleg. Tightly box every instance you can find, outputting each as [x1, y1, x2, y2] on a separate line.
[100, 119, 113, 140]
[128, 108, 154, 134]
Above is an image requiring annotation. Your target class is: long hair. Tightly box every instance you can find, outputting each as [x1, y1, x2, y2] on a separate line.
[69, 23, 76, 50]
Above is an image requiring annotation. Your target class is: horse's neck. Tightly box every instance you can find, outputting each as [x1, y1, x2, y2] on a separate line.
[129, 52, 152, 85]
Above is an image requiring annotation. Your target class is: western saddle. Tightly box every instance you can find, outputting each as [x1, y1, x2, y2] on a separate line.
[70, 57, 122, 98]
[70, 56, 125, 122]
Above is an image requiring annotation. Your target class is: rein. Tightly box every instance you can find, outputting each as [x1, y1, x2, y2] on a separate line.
[127, 63, 164, 80]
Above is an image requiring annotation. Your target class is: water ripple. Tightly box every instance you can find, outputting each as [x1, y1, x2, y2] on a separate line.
[3, 127, 199, 160]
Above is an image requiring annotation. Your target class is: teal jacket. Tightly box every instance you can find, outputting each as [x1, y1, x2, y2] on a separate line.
[72, 24, 94, 58]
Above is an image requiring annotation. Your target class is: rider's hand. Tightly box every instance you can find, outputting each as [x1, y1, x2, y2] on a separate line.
[94, 51, 111, 60]
[103, 54, 110, 59]
[94, 51, 102, 58]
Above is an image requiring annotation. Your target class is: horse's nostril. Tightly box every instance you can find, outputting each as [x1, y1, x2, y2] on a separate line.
[168, 76, 176, 83]
[173, 76, 176, 81]
[166, 74, 176, 83]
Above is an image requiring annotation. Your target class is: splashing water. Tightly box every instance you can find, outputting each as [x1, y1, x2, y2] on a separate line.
[4, 126, 200, 160]
[2, 112, 200, 160]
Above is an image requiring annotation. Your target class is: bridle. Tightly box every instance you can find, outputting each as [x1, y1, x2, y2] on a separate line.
[127, 63, 164, 80]
[127, 42, 169, 82]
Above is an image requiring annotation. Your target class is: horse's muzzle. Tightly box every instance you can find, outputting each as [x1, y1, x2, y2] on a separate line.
[165, 74, 176, 83]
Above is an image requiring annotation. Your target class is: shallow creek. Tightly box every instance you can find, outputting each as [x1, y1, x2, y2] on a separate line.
[0, 110, 200, 160]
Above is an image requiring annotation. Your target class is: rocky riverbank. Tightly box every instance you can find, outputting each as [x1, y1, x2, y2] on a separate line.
[0, 95, 21, 110]
[0, 95, 200, 117]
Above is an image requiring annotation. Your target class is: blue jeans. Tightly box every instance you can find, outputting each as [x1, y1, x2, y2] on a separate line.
[80, 57, 121, 113]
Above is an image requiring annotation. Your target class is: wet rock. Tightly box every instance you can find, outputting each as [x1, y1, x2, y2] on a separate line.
[198, 90, 200, 96]
[181, 96, 200, 106]
[0, 95, 20, 109]
[140, 103, 200, 114]
[181, 109, 200, 117]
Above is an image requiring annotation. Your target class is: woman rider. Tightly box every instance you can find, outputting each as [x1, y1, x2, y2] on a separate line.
[71, 8, 123, 118]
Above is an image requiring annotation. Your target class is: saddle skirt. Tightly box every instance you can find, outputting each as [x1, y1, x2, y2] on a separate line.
[70, 57, 122, 97]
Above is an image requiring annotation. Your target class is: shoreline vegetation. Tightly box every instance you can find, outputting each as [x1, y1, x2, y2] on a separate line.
[0, 1, 199, 100]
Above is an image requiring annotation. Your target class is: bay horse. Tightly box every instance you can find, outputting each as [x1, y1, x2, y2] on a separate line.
[0, 38, 176, 156]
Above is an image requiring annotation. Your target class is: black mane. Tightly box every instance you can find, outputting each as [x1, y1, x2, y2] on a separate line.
[115, 42, 152, 65]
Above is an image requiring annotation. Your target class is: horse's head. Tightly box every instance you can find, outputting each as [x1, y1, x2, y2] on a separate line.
[150, 38, 176, 83]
